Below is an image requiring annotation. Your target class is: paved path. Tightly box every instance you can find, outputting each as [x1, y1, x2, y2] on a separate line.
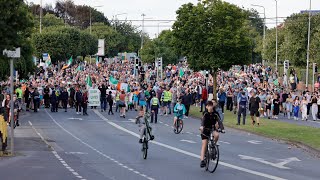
[1, 108, 319, 180]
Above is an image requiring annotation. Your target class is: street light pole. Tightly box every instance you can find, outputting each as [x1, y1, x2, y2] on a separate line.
[306, 0, 312, 89]
[275, 0, 278, 71]
[251, 4, 266, 65]
[40, 0, 42, 33]
[114, 13, 127, 31]
[90, 5, 103, 34]
[141, 13, 146, 49]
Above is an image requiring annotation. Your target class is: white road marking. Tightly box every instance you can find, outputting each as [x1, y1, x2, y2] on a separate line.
[220, 141, 231, 145]
[65, 152, 88, 155]
[67, 118, 83, 121]
[180, 139, 197, 144]
[239, 155, 301, 169]
[29, 121, 84, 179]
[128, 119, 136, 123]
[196, 135, 201, 137]
[93, 110, 287, 180]
[248, 140, 262, 145]
[165, 124, 169, 126]
[44, 110, 154, 180]
[185, 132, 193, 135]
[159, 121, 163, 124]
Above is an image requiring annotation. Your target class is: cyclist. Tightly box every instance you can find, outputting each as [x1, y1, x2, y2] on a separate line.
[173, 98, 186, 129]
[199, 101, 220, 168]
[136, 107, 155, 143]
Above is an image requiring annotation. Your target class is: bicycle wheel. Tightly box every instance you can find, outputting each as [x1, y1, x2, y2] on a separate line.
[207, 142, 219, 173]
[142, 139, 148, 159]
[175, 119, 183, 134]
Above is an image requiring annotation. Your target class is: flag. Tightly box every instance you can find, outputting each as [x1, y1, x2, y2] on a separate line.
[75, 65, 82, 72]
[117, 83, 129, 92]
[179, 68, 184, 77]
[273, 79, 279, 86]
[86, 75, 92, 88]
[96, 56, 101, 67]
[62, 56, 73, 70]
[109, 76, 119, 85]
[45, 54, 52, 67]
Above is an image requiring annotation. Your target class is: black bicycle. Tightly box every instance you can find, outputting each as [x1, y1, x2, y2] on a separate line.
[173, 111, 184, 134]
[141, 112, 154, 159]
[202, 130, 220, 173]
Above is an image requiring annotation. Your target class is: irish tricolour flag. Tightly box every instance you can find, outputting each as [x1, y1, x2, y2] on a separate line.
[109, 76, 130, 92]
[62, 56, 73, 70]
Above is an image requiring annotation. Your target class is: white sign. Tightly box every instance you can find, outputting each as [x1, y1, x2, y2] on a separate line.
[97, 39, 105, 56]
[239, 155, 301, 169]
[3, 47, 21, 58]
[88, 88, 100, 107]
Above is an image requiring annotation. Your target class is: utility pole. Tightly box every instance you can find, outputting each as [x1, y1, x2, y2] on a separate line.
[251, 4, 265, 65]
[275, 0, 278, 71]
[141, 13, 146, 49]
[40, 0, 42, 33]
[306, 0, 312, 89]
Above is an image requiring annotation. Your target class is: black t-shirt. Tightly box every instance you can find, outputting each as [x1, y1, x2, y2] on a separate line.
[249, 96, 261, 111]
[201, 111, 219, 129]
[282, 93, 288, 102]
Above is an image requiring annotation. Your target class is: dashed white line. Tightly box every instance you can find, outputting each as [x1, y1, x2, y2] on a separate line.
[29, 121, 84, 179]
[44, 110, 155, 180]
[165, 124, 169, 126]
[185, 132, 193, 135]
[94, 110, 287, 180]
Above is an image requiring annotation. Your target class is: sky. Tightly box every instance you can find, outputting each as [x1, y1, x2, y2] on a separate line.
[28, 0, 320, 38]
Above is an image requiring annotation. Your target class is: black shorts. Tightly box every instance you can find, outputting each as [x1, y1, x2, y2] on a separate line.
[201, 128, 215, 140]
[162, 101, 168, 107]
[250, 110, 260, 117]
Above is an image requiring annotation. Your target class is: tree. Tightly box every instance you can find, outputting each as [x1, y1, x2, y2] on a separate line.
[172, 0, 251, 99]
[79, 31, 98, 60]
[32, 27, 87, 63]
[0, 0, 34, 80]
[141, 30, 179, 65]
[89, 23, 122, 57]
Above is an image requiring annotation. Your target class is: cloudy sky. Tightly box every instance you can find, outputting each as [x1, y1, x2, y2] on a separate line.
[29, 0, 319, 38]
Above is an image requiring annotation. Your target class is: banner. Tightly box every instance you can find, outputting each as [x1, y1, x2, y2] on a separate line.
[97, 39, 105, 56]
[88, 88, 100, 107]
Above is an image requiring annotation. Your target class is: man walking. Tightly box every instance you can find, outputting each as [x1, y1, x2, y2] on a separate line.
[249, 91, 261, 126]
[61, 88, 69, 112]
[99, 84, 107, 112]
[200, 85, 208, 112]
[237, 90, 248, 125]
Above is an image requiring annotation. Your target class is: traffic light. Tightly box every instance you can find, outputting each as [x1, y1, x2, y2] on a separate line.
[284, 60, 289, 70]
[315, 63, 318, 73]
[135, 58, 139, 65]
[138, 61, 141, 67]
[158, 58, 162, 67]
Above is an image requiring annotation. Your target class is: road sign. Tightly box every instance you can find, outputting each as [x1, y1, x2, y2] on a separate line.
[3, 48, 21, 58]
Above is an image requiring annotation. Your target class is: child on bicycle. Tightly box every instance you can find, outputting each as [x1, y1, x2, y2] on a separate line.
[136, 107, 155, 143]
[199, 101, 220, 168]
[173, 98, 186, 129]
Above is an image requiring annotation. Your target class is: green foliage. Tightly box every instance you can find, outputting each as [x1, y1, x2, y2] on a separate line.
[172, 0, 252, 72]
[89, 23, 122, 57]
[32, 26, 97, 63]
[141, 30, 179, 65]
[0, 0, 34, 80]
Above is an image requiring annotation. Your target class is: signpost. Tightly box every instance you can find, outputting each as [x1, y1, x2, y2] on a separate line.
[3, 47, 21, 156]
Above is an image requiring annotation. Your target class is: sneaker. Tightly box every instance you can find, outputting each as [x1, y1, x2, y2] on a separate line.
[150, 135, 155, 140]
[200, 160, 206, 168]
[185, 116, 188, 119]
[139, 139, 143, 143]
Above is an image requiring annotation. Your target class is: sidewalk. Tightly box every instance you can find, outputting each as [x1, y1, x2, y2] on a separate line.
[0, 114, 74, 180]
[260, 114, 320, 129]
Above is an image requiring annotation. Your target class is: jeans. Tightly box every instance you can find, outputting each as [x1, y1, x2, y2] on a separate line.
[237, 105, 246, 124]
[151, 106, 158, 123]
[167, 101, 172, 114]
[200, 100, 207, 112]
[100, 97, 107, 111]
[218, 101, 225, 113]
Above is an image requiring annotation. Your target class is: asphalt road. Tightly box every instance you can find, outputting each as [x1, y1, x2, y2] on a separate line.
[1, 107, 319, 180]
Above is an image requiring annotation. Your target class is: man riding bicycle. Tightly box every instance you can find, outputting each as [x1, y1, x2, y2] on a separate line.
[173, 98, 186, 128]
[199, 101, 220, 168]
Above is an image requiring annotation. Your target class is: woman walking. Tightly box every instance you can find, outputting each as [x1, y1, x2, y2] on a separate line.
[301, 96, 308, 121]
[311, 94, 318, 121]
[286, 94, 293, 119]
[272, 94, 280, 119]
[293, 96, 300, 121]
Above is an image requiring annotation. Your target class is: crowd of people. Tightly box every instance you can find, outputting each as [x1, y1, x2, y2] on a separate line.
[1, 59, 320, 162]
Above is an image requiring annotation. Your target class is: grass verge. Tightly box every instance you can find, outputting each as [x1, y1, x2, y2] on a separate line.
[189, 106, 320, 151]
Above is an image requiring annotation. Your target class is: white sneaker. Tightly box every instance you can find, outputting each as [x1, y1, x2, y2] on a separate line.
[185, 116, 188, 119]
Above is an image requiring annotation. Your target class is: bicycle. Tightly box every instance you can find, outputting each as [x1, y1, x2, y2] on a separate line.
[202, 130, 220, 173]
[173, 110, 184, 134]
[140, 112, 154, 159]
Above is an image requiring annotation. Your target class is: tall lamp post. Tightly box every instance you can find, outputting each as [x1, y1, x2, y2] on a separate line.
[274, 0, 278, 71]
[251, 4, 266, 65]
[90, 5, 103, 34]
[306, 0, 312, 89]
[114, 13, 127, 31]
